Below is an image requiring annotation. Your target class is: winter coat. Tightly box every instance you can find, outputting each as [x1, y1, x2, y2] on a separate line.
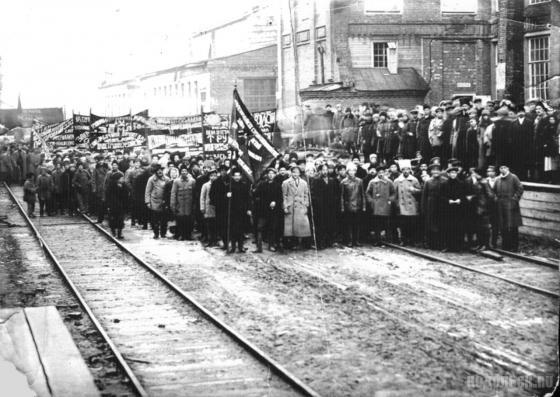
[210, 175, 231, 231]
[394, 174, 421, 216]
[340, 176, 366, 213]
[359, 120, 377, 149]
[51, 169, 64, 194]
[464, 127, 479, 170]
[72, 169, 90, 193]
[145, 174, 170, 212]
[36, 174, 54, 200]
[492, 118, 514, 168]
[399, 120, 417, 159]
[441, 177, 467, 224]
[366, 177, 395, 216]
[340, 115, 357, 144]
[375, 120, 393, 153]
[282, 177, 311, 237]
[253, 179, 283, 219]
[228, 180, 250, 231]
[0, 153, 12, 173]
[200, 181, 215, 218]
[417, 116, 433, 161]
[106, 181, 128, 216]
[494, 172, 523, 229]
[133, 168, 151, 202]
[92, 166, 108, 199]
[384, 129, 400, 160]
[170, 177, 195, 216]
[311, 176, 340, 232]
[23, 180, 37, 203]
[421, 175, 444, 233]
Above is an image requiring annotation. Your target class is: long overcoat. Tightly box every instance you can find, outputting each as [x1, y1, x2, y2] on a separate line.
[282, 177, 311, 237]
[366, 177, 395, 216]
[421, 175, 444, 233]
[494, 173, 523, 229]
[170, 177, 195, 216]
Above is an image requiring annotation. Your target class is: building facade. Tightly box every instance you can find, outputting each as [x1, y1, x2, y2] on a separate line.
[98, 5, 278, 117]
[279, 0, 559, 112]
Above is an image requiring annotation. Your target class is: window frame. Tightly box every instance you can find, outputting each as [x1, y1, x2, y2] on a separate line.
[527, 35, 550, 100]
[315, 26, 326, 41]
[282, 34, 291, 48]
[372, 42, 388, 68]
[296, 30, 310, 44]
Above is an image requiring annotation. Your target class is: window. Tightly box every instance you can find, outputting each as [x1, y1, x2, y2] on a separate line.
[243, 79, 276, 111]
[316, 26, 326, 40]
[364, 0, 402, 14]
[181, 83, 185, 97]
[200, 91, 207, 103]
[529, 0, 549, 4]
[528, 36, 549, 100]
[441, 0, 477, 13]
[373, 43, 388, 67]
[282, 34, 291, 48]
[296, 30, 310, 44]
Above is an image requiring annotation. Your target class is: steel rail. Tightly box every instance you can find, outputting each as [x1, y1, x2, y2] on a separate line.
[489, 248, 558, 270]
[3, 183, 149, 397]
[81, 213, 322, 397]
[383, 242, 559, 299]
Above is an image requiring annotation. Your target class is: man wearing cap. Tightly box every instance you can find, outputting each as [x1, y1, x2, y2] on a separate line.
[311, 163, 340, 249]
[171, 167, 196, 241]
[145, 165, 170, 239]
[394, 160, 421, 245]
[421, 164, 445, 249]
[340, 163, 366, 247]
[132, 159, 151, 229]
[358, 110, 376, 161]
[492, 107, 514, 170]
[417, 106, 433, 163]
[441, 165, 467, 251]
[399, 110, 418, 159]
[483, 165, 499, 248]
[510, 107, 534, 180]
[253, 168, 283, 252]
[366, 166, 396, 245]
[428, 108, 445, 159]
[92, 156, 109, 223]
[200, 168, 218, 247]
[210, 164, 231, 249]
[282, 166, 312, 249]
[376, 112, 392, 163]
[72, 162, 91, 214]
[494, 165, 523, 251]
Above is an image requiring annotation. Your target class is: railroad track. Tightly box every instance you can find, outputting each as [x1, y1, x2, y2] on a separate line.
[4, 183, 320, 397]
[384, 243, 559, 299]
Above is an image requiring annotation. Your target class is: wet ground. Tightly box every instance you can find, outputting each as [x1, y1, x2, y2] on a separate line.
[110, 221, 558, 397]
[2, 184, 558, 396]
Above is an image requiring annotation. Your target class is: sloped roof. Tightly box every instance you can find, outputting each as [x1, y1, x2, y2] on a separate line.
[353, 67, 429, 92]
[300, 68, 429, 94]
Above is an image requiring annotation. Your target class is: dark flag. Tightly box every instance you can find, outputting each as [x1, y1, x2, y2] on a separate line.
[231, 88, 279, 183]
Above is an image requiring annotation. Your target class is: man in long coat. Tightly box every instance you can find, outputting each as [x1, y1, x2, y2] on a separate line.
[312, 163, 340, 249]
[282, 166, 311, 249]
[494, 165, 523, 251]
[394, 163, 421, 245]
[366, 166, 396, 245]
[170, 167, 196, 240]
[253, 168, 283, 252]
[421, 164, 445, 249]
[210, 165, 231, 249]
[145, 165, 170, 239]
[441, 166, 467, 251]
[227, 169, 250, 253]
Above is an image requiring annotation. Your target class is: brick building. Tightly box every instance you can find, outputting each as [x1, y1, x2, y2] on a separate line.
[279, 0, 558, 113]
[98, 4, 277, 116]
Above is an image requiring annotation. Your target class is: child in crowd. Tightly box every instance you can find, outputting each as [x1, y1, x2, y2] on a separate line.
[23, 172, 37, 217]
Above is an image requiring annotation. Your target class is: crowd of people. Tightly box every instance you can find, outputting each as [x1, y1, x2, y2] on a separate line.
[302, 97, 560, 185]
[2, 127, 526, 254]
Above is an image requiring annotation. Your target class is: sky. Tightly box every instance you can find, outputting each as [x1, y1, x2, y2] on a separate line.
[0, 0, 261, 113]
